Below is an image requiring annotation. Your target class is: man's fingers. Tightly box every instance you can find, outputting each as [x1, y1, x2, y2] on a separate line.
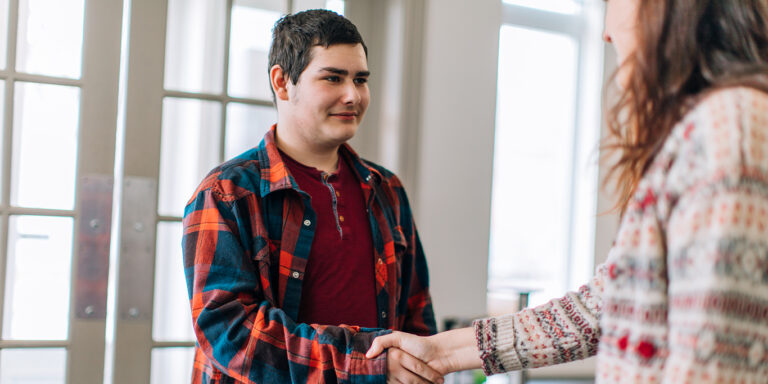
[388, 349, 429, 384]
[397, 349, 444, 384]
[367, 333, 400, 358]
[388, 372, 429, 384]
[387, 374, 427, 384]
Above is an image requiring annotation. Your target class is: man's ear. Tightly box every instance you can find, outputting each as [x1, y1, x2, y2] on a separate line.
[270, 65, 290, 101]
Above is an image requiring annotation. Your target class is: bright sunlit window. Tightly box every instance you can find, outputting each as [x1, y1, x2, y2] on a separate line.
[488, 0, 604, 313]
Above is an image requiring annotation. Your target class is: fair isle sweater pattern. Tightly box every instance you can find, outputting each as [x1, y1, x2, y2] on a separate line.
[474, 87, 768, 384]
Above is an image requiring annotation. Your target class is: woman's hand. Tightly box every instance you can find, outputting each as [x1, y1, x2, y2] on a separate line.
[367, 328, 483, 375]
[368, 331, 442, 370]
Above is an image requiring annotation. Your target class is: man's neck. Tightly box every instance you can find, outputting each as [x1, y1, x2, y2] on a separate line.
[275, 127, 341, 174]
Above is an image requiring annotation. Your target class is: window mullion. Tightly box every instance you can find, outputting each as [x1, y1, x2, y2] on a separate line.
[502, 3, 581, 36]
[5, 0, 19, 73]
[67, 0, 126, 380]
[110, 0, 168, 382]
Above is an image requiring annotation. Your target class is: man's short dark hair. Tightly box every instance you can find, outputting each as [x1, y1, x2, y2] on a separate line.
[268, 9, 367, 96]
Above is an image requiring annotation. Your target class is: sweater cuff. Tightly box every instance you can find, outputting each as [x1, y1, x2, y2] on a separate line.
[473, 315, 523, 375]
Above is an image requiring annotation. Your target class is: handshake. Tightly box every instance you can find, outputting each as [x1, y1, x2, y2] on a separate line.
[365, 327, 483, 384]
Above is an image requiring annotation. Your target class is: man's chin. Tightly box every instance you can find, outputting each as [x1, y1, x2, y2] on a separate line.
[324, 125, 359, 144]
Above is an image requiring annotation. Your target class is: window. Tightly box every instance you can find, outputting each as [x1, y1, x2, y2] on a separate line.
[0, 0, 347, 383]
[488, 0, 605, 312]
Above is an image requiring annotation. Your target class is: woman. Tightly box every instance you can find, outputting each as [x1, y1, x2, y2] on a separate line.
[367, 0, 768, 382]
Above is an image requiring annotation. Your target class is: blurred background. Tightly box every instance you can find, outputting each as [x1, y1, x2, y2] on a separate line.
[0, 0, 619, 382]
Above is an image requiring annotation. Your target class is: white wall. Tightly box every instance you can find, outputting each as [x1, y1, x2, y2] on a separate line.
[415, 0, 502, 326]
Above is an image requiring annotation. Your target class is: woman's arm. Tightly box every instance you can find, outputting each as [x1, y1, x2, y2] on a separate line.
[368, 264, 609, 376]
[366, 328, 482, 374]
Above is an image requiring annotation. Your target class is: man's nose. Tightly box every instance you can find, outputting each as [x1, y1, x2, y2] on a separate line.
[341, 81, 361, 104]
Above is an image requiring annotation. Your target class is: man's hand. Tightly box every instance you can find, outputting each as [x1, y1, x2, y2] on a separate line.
[387, 347, 444, 384]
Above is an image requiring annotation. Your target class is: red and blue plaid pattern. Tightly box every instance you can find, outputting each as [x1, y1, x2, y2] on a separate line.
[182, 126, 436, 383]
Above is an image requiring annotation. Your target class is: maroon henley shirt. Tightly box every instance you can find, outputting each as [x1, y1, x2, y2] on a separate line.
[280, 149, 378, 328]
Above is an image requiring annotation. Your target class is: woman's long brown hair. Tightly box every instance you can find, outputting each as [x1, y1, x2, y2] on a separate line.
[602, 0, 768, 215]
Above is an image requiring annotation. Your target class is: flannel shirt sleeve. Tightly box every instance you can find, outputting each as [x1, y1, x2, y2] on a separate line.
[392, 177, 437, 336]
[183, 186, 390, 384]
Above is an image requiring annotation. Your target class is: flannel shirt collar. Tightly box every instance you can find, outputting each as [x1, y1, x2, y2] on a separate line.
[257, 125, 383, 198]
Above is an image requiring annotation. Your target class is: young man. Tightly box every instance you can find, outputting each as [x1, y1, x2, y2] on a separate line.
[182, 9, 439, 383]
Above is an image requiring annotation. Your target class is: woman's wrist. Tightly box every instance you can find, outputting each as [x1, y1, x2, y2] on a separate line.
[432, 327, 483, 373]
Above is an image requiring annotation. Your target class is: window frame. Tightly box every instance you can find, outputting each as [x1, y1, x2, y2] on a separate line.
[488, 0, 606, 379]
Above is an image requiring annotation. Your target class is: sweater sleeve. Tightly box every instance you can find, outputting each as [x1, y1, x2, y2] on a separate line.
[473, 262, 607, 375]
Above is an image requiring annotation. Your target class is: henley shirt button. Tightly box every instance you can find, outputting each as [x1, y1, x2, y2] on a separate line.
[292, 272, 300, 278]
[303, 219, 311, 226]
[381, 311, 387, 319]
[366, 175, 372, 182]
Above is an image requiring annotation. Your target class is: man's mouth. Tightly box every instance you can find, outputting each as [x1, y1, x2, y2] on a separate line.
[330, 112, 358, 120]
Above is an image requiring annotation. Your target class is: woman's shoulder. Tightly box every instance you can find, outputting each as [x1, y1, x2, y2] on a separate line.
[673, 86, 768, 177]
[678, 86, 767, 144]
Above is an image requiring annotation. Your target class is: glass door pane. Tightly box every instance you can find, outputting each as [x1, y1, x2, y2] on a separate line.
[2, 216, 74, 340]
[0, 0, 8, 69]
[157, 98, 221, 217]
[164, 0, 227, 93]
[227, 0, 285, 100]
[224, 102, 274, 159]
[150, 348, 194, 384]
[15, 0, 85, 78]
[0, 348, 67, 383]
[11, 82, 80, 210]
[153, 222, 194, 342]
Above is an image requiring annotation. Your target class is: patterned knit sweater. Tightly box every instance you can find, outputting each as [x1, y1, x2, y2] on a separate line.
[474, 87, 768, 383]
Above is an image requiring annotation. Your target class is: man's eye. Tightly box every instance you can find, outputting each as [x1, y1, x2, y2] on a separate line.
[354, 78, 368, 84]
[325, 76, 341, 82]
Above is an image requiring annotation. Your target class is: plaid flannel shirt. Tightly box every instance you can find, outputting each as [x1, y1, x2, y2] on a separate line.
[182, 126, 437, 383]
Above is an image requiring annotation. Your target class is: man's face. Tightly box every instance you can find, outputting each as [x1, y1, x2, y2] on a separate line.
[284, 43, 370, 150]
